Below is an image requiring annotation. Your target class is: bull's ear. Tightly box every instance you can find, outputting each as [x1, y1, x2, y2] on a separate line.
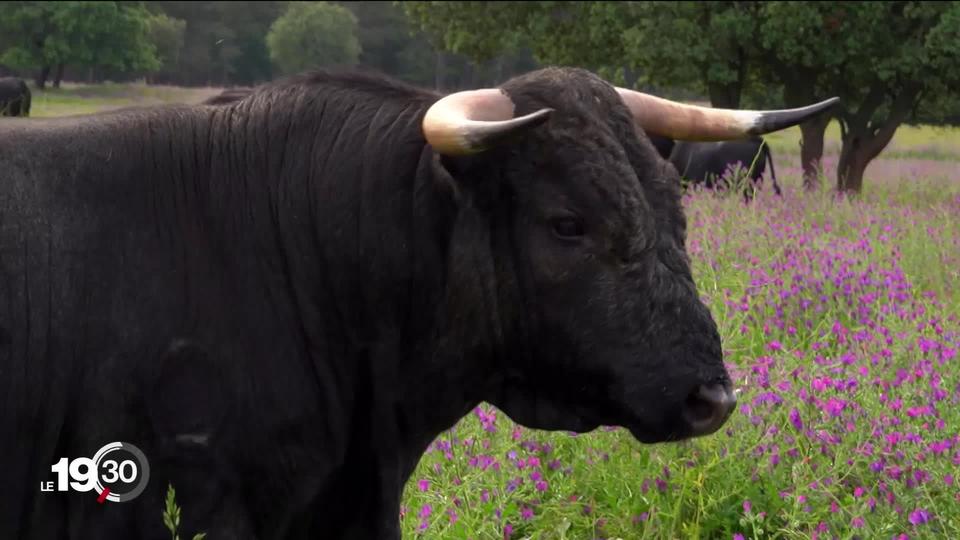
[431, 153, 483, 206]
[432, 155, 467, 205]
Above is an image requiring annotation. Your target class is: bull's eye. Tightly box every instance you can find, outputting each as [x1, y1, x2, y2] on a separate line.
[551, 217, 584, 238]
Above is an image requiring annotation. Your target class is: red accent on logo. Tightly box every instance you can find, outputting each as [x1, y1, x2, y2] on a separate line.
[97, 488, 111, 504]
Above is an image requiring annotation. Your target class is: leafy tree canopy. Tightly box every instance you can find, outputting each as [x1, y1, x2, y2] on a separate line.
[266, 1, 361, 76]
[401, 0, 960, 192]
[0, 1, 160, 87]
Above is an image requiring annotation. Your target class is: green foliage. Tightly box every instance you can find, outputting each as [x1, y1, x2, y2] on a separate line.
[147, 12, 186, 72]
[401, 1, 528, 62]
[401, 1, 632, 81]
[623, 2, 760, 103]
[163, 484, 207, 540]
[758, 1, 960, 106]
[0, 0, 536, 89]
[0, 2, 61, 71]
[402, 0, 960, 190]
[266, 1, 361, 76]
[338, 1, 437, 87]
[148, 1, 287, 86]
[0, 1, 160, 75]
[216, 2, 289, 86]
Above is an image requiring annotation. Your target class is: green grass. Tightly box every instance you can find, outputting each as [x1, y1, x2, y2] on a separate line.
[24, 81, 223, 117]
[163, 484, 207, 540]
[762, 120, 960, 161]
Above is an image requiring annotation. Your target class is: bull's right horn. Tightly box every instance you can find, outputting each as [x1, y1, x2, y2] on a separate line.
[422, 89, 553, 156]
[616, 88, 839, 141]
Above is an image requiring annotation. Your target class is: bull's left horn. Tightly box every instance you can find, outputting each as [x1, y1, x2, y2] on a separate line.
[423, 89, 553, 155]
[615, 88, 839, 141]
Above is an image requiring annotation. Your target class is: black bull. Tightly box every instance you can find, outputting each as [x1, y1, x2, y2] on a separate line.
[0, 77, 31, 117]
[650, 135, 781, 196]
[0, 68, 834, 539]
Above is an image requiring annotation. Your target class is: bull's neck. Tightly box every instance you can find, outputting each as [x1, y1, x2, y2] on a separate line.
[216, 107, 511, 535]
[210, 104, 504, 443]
[121, 102, 504, 535]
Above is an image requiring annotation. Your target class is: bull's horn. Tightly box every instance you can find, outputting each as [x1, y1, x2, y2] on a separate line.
[615, 88, 839, 141]
[423, 89, 553, 155]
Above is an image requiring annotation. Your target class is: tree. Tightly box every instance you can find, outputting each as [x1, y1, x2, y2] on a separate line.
[402, 1, 960, 194]
[147, 2, 286, 87]
[533, 1, 829, 188]
[833, 2, 959, 193]
[146, 2, 223, 86]
[0, 1, 160, 89]
[757, 1, 960, 193]
[266, 2, 361, 76]
[623, 2, 761, 108]
[402, 1, 527, 63]
[752, 2, 856, 190]
[401, 2, 633, 85]
[146, 12, 186, 83]
[214, 2, 288, 85]
[337, 1, 437, 87]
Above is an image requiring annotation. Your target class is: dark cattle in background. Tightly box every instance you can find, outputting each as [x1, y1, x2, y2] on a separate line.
[648, 133, 675, 162]
[202, 87, 253, 105]
[670, 137, 781, 196]
[0, 67, 835, 539]
[648, 133, 780, 197]
[0, 77, 31, 117]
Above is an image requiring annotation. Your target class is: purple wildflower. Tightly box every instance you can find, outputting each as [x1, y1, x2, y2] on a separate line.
[789, 408, 803, 431]
[908, 508, 930, 525]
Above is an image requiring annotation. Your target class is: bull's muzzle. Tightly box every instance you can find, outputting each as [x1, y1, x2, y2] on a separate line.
[682, 382, 737, 437]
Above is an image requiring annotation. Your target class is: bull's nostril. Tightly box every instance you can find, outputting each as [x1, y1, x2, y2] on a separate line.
[683, 391, 715, 423]
[683, 383, 737, 436]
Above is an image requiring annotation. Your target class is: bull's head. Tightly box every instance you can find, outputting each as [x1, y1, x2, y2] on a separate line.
[421, 68, 836, 443]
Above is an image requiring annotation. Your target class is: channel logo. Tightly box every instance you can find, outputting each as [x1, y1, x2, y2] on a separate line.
[40, 441, 150, 503]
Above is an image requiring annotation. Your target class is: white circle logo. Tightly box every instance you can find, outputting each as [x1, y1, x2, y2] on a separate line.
[91, 441, 151, 503]
[44, 441, 151, 503]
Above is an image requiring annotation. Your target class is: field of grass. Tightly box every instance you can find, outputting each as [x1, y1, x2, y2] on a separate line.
[763, 120, 960, 162]
[25, 81, 223, 117]
[18, 84, 960, 539]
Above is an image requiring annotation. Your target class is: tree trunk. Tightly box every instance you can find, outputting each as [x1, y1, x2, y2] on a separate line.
[836, 131, 871, 194]
[35, 65, 51, 90]
[775, 66, 830, 191]
[798, 115, 830, 190]
[707, 45, 746, 109]
[53, 63, 65, 89]
[836, 85, 920, 194]
[708, 81, 740, 109]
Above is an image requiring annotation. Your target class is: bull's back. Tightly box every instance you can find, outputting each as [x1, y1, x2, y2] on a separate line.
[0, 116, 257, 538]
[0, 117, 173, 537]
[1, 111, 346, 538]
